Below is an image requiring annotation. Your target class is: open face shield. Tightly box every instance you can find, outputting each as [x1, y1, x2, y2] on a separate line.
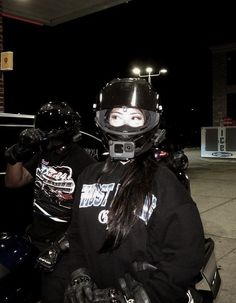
[96, 108, 160, 138]
[96, 78, 160, 111]
[108, 107, 145, 128]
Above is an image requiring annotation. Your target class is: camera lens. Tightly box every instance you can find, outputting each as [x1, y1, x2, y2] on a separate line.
[124, 143, 134, 152]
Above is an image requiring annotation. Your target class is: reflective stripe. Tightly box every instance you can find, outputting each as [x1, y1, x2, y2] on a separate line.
[187, 290, 194, 303]
[34, 202, 68, 223]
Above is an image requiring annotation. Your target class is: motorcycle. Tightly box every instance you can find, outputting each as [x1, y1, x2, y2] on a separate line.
[0, 232, 40, 303]
[154, 129, 191, 193]
[0, 233, 221, 303]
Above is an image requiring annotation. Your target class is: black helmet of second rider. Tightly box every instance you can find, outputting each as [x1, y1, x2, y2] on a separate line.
[34, 101, 81, 150]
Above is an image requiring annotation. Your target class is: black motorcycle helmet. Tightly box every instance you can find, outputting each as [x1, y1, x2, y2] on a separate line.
[34, 101, 81, 142]
[94, 78, 161, 160]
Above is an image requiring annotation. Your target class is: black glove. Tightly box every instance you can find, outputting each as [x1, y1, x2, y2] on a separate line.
[92, 288, 126, 303]
[119, 273, 150, 303]
[64, 270, 150, 303]
[35, 234, 69, 272]
[64, 268, 97, 303]
[5, 128, 45, 165]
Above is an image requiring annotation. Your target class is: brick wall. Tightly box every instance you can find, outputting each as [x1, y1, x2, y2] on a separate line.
[212, 52, 227, 126]
[211, 43, 236, 126]
[0, 0, 5, 112]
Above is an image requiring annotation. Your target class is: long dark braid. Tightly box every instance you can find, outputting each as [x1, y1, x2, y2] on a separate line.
[98, 152, 159, 253]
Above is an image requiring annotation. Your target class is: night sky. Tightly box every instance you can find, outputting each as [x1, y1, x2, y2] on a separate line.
[2, 0, 236, 145]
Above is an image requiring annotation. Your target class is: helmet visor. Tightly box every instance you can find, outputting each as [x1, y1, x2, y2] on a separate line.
[34, 112, 71, 132]
[97, 78, 159, 111]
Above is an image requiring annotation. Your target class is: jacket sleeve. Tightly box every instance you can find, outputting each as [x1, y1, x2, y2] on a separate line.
[23, 152, 40, 176]
[135, 169, 205, 303]
[47, 173, 89, 282]
[65, 175, 89, 270]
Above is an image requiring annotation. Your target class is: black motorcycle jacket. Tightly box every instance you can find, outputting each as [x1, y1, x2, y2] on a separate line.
[66, 161, 205, 303]
[24, 143, 96, 248]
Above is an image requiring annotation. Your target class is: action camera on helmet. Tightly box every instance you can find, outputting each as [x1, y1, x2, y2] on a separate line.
[109, 141, 135, 160]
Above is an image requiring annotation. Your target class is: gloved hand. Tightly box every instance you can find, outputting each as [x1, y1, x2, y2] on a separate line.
[92, 288, 126, 303]
[5, 128, 45, 165]
[119, 273, 150, 303]
[64, 268, 97, 303]
[64, 270, 150, 303]
[35, 234, 69, 272]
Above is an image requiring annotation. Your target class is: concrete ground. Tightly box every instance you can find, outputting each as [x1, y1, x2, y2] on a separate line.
[184, 148, 236, 303]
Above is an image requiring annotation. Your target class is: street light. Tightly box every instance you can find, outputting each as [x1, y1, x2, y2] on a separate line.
[132, 66, 167, 84]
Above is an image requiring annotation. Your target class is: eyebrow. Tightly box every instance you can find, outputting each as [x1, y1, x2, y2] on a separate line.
[110, 110, 121, 114]
[110, 110, 143, 115]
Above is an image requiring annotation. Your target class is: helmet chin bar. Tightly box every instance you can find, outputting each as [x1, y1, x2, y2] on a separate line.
[109, 140, 135, 160]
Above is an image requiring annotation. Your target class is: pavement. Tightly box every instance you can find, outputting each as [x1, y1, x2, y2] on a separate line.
[184, 148, 236, 303]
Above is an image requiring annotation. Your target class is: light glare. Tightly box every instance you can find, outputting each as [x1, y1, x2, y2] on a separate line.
[146, 67, 153, 73]
[132, 67, 141, 76]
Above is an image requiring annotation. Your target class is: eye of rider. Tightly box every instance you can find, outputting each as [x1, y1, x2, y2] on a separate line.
[109, 107, 145, 127]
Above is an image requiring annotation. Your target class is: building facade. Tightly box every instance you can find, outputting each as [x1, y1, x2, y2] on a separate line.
[211, 43, 236, 126]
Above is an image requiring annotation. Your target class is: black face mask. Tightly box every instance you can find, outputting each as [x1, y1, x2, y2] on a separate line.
[39, 135, 67, 151]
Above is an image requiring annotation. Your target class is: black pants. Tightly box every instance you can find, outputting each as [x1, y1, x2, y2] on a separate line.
[41, 272, 68, 303]
[40, 254, 75, 303]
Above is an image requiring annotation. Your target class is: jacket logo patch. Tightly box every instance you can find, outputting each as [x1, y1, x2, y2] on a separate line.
[98, 210, 109, 224]
[80, 183, 116, 208]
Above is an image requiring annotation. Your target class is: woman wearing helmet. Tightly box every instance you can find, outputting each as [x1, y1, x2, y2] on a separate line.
[61, 78, 205, 303]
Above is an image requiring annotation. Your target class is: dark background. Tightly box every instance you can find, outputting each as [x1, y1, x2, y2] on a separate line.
[2, 0, 236, 146]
